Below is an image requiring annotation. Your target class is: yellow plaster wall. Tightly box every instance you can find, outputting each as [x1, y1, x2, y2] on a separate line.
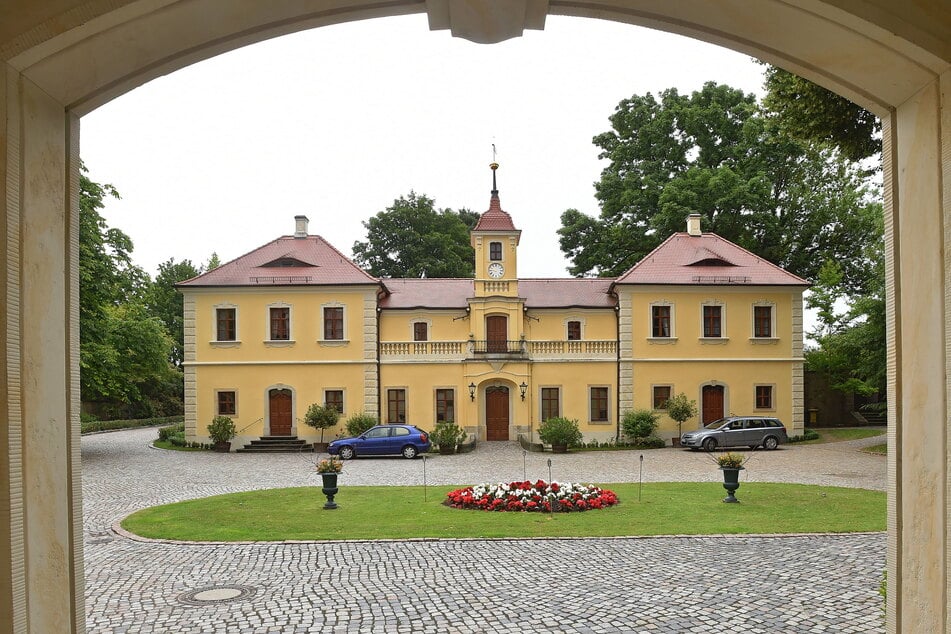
[379, 310, 470, 342]
[189, 287, 376, 363]
[522, 309, 616, 341]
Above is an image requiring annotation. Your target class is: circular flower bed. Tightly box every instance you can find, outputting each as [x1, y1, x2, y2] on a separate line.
[446, 480, 619, 512]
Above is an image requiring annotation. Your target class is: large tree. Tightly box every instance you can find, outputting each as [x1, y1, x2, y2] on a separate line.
[145, 258, 201, 366]
[762, 66, 880, 164]
[559, 82, 881, 294]
[352, 191, 476, 278]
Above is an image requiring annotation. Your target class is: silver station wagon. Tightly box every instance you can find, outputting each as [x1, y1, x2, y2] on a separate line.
[681, 416, 789, 451]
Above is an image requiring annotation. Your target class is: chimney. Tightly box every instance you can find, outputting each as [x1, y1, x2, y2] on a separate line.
[294, 215, 309, 238]
[686, 213, 702, 236]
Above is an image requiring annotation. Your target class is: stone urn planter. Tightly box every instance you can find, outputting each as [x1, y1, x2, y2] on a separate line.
[719, 466, 744, 503]
[212, 441, 231, 453]
[438, 445, 456, 455]
[320, 472, 339, 509]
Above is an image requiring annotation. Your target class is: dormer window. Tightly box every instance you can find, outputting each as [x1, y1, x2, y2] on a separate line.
[489, 241, 502, 261]
[261, 256, 313, 268]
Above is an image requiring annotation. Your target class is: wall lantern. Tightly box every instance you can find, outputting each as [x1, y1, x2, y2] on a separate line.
[469, 382, 477, 401]
[519, 381, 528, 401]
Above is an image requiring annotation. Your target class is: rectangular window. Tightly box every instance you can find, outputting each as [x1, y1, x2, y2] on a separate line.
[754, 306, 772, 338]
[756, 385, 773, 409]
[269, 307, 289, 340]
[590, 387, 609, 422]
[387, 389, 406, 423]
[541, 387, 560, 421]
[489, 241, 502, 261]
[567, 320, 581, 341]
[652, 305, 671, 337]
[324, 306, 344, 340]
[703, 305, 722, 337]
[216, 390, 236, 416]
[435, 388, 455, 423]
[216, 308, 236, 341]
[653, 385, 671, 410]
[325, 390, 344, 414]
[413, 322, 428, 342]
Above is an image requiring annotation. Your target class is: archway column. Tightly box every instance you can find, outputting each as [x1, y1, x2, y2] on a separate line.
[885, 69, 951, 633]
[0, 61, 84, 633]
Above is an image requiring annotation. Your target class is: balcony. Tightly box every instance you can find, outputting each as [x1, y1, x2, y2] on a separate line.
[378, 339, 616, 361]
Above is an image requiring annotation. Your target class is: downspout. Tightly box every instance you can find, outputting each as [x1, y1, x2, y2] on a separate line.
[613, 292, 621, 442]
[376, 305, 382, 420]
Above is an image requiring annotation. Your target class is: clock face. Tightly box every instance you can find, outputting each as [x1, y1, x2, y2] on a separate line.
[488, 263, 505, 279]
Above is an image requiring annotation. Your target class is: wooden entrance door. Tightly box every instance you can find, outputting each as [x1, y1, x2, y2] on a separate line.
[486, 386, 510, 440]
[701, 385, 724, 425]
[269, 389, 292, 436]
[486, 315, 507, 353]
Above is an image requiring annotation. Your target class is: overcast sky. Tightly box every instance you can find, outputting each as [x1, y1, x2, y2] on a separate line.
[80, 13, 768, 279]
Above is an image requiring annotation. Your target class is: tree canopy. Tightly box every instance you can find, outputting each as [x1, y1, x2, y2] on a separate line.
[558, 82, 881, 295]
[762, 66, 881, 164]
[145, 258, 201, 366]
[352, 191, 477, 278]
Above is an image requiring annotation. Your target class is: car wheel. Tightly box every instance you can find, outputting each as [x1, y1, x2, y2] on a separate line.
[401, 445, 419, 459]
[338, 446, 355, 460]
[702, 437, 718, 452]
[763, 436, 779, 450]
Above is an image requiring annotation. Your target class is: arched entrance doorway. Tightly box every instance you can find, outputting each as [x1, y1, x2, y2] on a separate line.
[268, 388, 293, 436]
[1, 3, 948, 632]
[485, 386, 510, 440]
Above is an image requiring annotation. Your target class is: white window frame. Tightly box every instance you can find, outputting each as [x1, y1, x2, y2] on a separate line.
[211, 303, 240, 345]
[323, 388, 345, 415]
[434, 387, 456, 424]
[320, 302, 348, 345]
[651, 384, 673, 410]
[754, 384, 776, 411]
[751, 302, 777, 340]
[589, 385, 611, 424]
[215, 388, 238, 417]
[564, 317, 585, 341]
[648, 301, 676, 340]
[386, 387, 408, 424]
[411, 319, 432, 342]
[699, 301, 727, 340]
[265, 302, 293, 345]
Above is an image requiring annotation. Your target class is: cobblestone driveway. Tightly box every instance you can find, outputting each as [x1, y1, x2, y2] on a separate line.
[83, 429, 886, 633]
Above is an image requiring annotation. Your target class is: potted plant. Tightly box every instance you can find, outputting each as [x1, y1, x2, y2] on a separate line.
[715, 452, 746, 503]
[665, 392, 698, 446]
[304, 403, 339, 451]
[207, 415, 236, 452]
[537, 417, 582, 453]
[430, 421, 466, 454]
[316, 456, 343, 509]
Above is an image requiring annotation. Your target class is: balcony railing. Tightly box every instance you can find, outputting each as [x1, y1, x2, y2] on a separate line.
[379, 339, 616, 360]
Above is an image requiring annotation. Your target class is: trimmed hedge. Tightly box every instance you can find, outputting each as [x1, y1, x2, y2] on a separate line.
[81, 415, 184, 435]
[788, 429, 821, 443]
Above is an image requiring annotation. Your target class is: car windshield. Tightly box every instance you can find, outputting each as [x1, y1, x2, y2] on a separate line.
[703, 418, 730, 430]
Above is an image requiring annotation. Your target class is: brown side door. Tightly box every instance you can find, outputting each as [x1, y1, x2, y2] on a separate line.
[486, 315, 507, 353]
[485, 386, 510, 440]
[701, 385, 724, 425]
[269, 389, 292, 436]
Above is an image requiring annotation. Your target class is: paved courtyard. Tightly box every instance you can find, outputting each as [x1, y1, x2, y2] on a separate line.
[83, 428, 887, 633]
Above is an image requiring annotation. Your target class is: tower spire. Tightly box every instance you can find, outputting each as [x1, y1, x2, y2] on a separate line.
[490, 144, 499, 196]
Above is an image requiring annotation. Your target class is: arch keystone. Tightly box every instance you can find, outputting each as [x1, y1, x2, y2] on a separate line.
[426, 0, 548, 43]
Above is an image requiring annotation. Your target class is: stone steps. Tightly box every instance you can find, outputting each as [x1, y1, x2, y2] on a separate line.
[236, 436, 313, 453]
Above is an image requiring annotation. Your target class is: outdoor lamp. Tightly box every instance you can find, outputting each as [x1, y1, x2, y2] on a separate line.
[469, 382, 476, 401]
[519, 382, 528, 401]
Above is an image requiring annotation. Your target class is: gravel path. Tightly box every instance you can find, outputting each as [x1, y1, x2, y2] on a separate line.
[82, 428, 887, 633]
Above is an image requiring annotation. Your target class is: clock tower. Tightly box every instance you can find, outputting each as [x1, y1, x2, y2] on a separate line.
[471, 162, 521, 298]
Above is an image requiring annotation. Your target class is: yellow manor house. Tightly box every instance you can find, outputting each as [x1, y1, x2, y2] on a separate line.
[179, 177, 808, 449]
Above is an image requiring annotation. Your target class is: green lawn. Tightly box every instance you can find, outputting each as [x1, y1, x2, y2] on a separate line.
[121, 482, 885, 542]
[864, 443, 887, 455]
[152, 440, 206, 452]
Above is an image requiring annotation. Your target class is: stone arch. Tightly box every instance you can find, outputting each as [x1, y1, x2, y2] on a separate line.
[1, 3, 948, 632]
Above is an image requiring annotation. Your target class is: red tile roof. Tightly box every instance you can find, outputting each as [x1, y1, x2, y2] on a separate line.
[178, 235, 380, 287]
[378, 278, 616, 309]
[473, 194, 519, 232]
[613, 233, 809, 286]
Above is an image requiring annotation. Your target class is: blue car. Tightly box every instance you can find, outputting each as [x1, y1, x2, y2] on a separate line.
[328, 424, 430, 460]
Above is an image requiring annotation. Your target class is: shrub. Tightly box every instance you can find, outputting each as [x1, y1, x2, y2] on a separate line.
[633, 436, 667, 449]
[81, 415, 184, 434]
[537, 417, 583, 447]
[304, 403, 339, 443]
[168, 431, 187, 447]
[622, 409, 659, 442]
[157, 422, 185, 442]
[788, 429, 821, 443]
[345, 412, 378, 437]
[665, 392, 698, 435]
[430, 421, 466, 449]
[206, 416, 236, 444]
